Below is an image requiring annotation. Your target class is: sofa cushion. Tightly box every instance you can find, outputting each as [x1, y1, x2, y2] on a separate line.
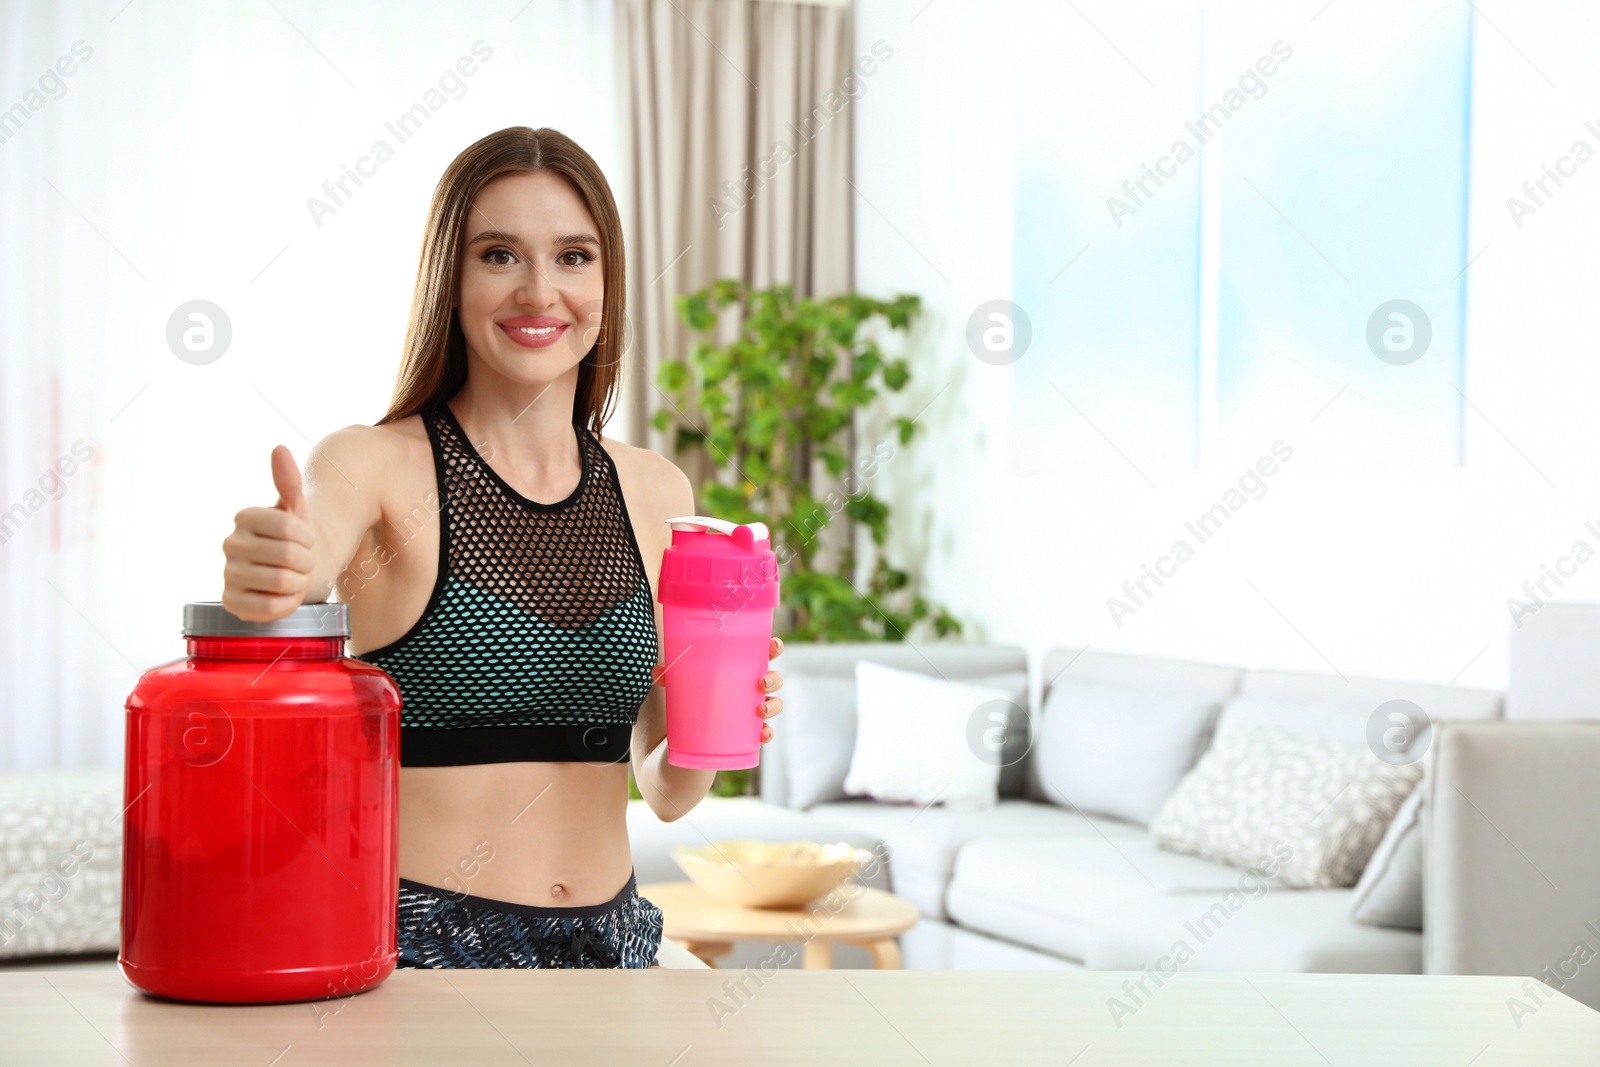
[1215, 692, 1440, 760]
[1085, 887, 1423, 974]
[761, 643, 1031, 804]
[943, 834, 1249, 962]
[1033, 679, 1221, 825]
[1350, 784, 1425, 930]
[1237, 668, 1504, 716]
[1031, 650, 1243, 803]
[809, 798, 1139, 919]
[1228, 670, 1502, 744]
[1039, 648, 1244, 701]
[845, 663, 1011, 810]
[776, 674, 859, 810]
[1149, 725, 1422, 888]
[971, 672, 1031, 798]
[780, 671, 1032, 810]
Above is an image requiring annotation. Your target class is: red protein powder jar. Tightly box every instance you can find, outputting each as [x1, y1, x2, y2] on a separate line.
[120, 601, 401, 1004]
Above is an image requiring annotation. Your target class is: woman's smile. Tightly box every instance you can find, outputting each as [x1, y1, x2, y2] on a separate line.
[498, 315, 570, 349]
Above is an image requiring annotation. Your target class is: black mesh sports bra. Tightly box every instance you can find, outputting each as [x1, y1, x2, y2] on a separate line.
[353, 399, 659, 767]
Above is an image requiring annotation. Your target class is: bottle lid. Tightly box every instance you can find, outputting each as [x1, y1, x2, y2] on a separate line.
[182, 601, 349, 638]
[658, 515, 779, 610]
[664, 515, 771, 547]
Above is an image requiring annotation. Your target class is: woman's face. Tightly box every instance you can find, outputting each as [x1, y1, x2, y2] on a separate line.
[456, 169, 606, 389]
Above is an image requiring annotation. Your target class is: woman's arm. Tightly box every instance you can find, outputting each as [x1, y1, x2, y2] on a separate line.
[221, 427, 385, 620]
[628, 455, 783, 821]
[296, 427, 388, 606]
[631, 679, 715, 821]
[629, 459, 714, 819]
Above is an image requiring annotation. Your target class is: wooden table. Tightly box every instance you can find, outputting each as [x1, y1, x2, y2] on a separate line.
[4, 969, 1599, 1065]
[639, 880, 920, 969]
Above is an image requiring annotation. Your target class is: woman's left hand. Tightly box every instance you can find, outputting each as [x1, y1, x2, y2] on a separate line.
[759, 636, 784, 744]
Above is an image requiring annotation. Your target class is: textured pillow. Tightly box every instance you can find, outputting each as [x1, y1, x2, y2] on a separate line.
[1149, 725, 1422, 888]
[1033, 679, 1221, 825]
[0, 768, 123, 959]
[843, 661, 1010, 809]
[1350, 783, 1425, 929]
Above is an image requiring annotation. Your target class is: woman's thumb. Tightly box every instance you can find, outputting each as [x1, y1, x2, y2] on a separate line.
[270, 445, 308, 517]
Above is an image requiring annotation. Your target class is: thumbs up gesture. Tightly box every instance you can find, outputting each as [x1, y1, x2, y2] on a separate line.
[221, 445, 318, 622]
[271, 444, 310, 520]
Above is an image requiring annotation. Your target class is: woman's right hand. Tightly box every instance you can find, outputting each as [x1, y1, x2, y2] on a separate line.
[221, 445, 318, 622]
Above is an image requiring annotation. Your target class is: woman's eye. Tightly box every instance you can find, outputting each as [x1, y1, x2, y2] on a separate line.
[559, 250, 594, 267]
[481, 247, 515, 266]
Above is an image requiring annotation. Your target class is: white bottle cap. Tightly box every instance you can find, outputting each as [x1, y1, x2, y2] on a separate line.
[665, 515, 771, 542]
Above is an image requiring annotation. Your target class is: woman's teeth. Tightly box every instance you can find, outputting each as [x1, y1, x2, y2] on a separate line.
[516, 326, 559, 336]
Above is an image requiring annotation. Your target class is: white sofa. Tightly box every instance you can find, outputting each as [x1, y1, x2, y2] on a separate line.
[630, 641, 1600, 1008]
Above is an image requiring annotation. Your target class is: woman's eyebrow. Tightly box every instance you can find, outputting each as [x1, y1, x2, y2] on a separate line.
[465, 229, 519, 247]
[465, 229, 600, 248]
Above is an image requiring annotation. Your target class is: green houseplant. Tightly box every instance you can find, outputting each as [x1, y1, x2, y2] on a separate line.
[632, 280, 962, 800]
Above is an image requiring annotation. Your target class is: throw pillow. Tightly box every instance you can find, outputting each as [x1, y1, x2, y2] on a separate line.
[1349, 783, 1425, 929]
[967, 671, 1031, 797]
[1033, 678, 1222, 825]
[843, 661, 1010, 809]
[778, 674, 859, 810]
[776, 670, 1028, 809]
[1148, 724, 1422, 888]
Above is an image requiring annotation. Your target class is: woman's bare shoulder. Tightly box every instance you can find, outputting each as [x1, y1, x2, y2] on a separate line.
[364, 413, 430, 455]
[594, 432, 694, 520]
[311, 416, 413, 459]
[304, 415, 430, 494]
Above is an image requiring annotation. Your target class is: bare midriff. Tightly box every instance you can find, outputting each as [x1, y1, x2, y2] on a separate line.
[398, 761, 636, 907]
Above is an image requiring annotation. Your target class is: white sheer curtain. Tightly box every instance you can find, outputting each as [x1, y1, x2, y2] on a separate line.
[0, 0, 617, 769]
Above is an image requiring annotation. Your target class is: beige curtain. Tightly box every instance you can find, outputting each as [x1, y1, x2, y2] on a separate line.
[612, 0, 854, 454]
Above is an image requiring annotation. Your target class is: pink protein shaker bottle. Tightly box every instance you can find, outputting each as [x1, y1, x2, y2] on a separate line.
[656, 516, 779, 769]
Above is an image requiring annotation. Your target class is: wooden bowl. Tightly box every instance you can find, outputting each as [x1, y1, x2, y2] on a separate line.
[671, 839, 872, 909]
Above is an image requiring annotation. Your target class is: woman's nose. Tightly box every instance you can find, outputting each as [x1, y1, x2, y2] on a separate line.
[516, 264, 558, 309]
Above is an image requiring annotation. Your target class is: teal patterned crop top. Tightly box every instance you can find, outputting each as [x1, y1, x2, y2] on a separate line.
[353, 400, 658, 766]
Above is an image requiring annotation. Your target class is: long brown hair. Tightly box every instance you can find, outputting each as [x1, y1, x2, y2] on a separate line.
[376, 126, 626, 436]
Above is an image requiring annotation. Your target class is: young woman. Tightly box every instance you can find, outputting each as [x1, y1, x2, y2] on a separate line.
[220, 126, 785, 968]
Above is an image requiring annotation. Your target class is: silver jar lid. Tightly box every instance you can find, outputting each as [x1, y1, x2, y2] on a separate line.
[182, 601, 349, 638]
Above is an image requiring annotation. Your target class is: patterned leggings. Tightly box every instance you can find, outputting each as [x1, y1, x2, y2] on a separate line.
[396, 870, 664, 969]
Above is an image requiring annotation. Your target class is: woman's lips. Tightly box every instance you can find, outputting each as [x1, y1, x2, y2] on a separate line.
[498, 322, 569, 349]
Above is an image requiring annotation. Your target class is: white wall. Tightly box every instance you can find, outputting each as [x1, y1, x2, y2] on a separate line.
[852, 0, 1600, 693]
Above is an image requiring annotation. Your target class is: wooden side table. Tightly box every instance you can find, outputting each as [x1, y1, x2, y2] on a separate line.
[639, 880, 919, 969]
